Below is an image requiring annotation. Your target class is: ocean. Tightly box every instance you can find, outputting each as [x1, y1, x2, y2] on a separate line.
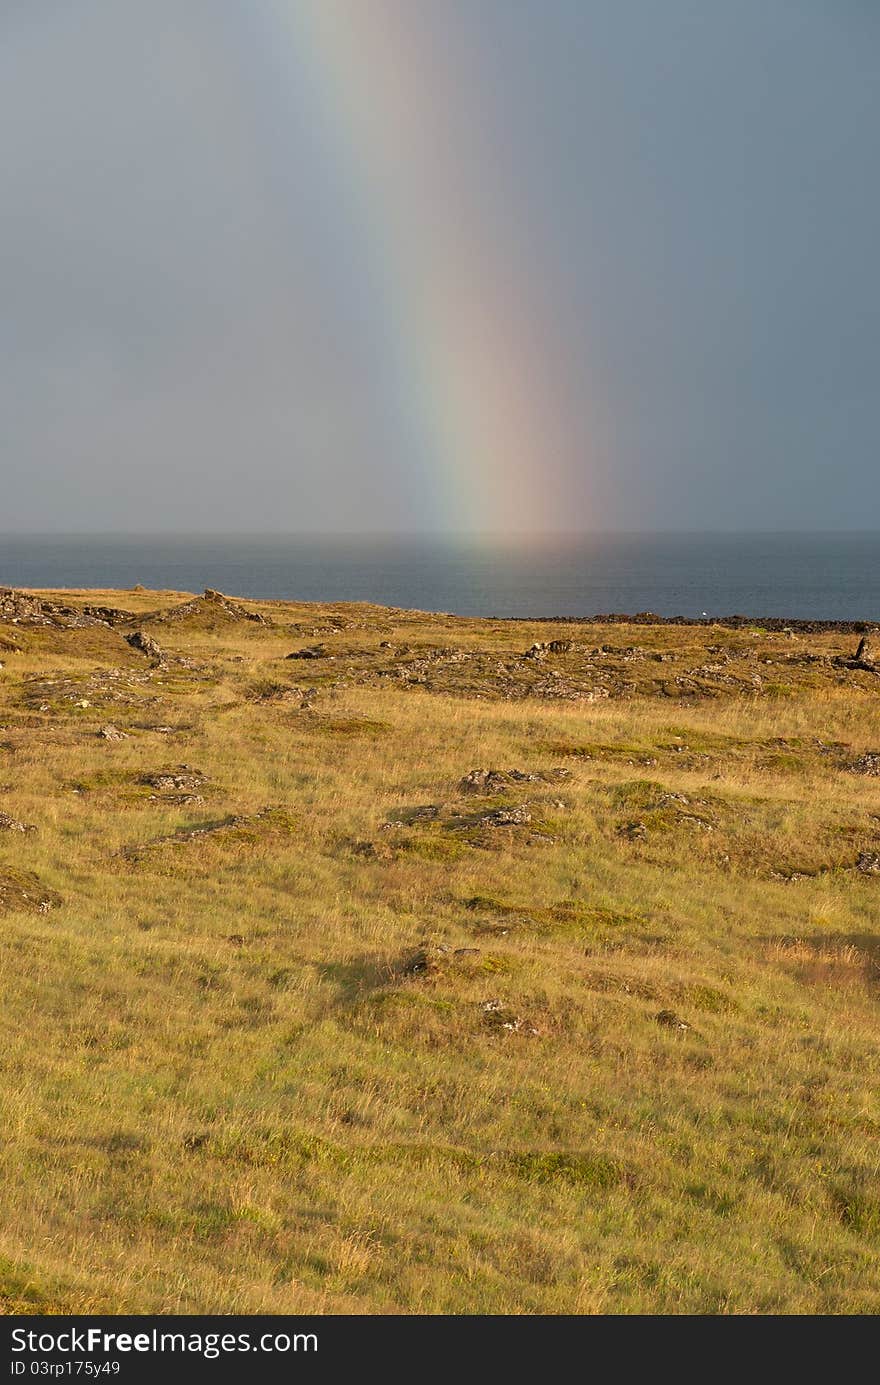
[0, 532, 877, 621]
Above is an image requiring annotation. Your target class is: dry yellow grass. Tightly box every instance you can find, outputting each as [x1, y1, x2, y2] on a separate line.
[0, 587, 878, 1313]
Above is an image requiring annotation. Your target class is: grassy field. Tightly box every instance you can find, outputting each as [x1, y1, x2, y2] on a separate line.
[1, 585, 879, 1314]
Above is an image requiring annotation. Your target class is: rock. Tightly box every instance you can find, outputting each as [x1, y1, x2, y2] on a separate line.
[678, 813, 714, 832]
[147, 590, 268, 626]
[500, 1015, 540, 1035]
[139, 766, 208, 792]
[0, 588, 57, 625]
[655, 1009, 690, 1031]
[203, 588, 267, 623]
[401, 942, 482, 975]
[459, 767, 570, 795]
[460, 769, 510, 795]
[834, 636, 880, 674]
[98, 724, 128, 741]
[480, 999, 539, 1035]
[854, 636, 875, 665]
[148, 793, 205, 806]
[286, 645, 329, 660]
[848, 752, 880, 776]
[0, 811, 36, 833]
[0, 587, 126, 628]
[620, 821, 649, 841]
[522, 639, 573, 658]
[351, 839, 394, 861]
[402, 943, 448, 975]
[479, 804, 532, 827]
[125, 630, 165, 661]
[856, 852, 880, 875]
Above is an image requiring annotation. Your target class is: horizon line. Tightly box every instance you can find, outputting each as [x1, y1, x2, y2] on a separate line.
[2, 528, 880, 540]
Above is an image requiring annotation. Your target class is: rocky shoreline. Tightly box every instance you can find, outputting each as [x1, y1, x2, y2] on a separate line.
[498, 612, 880, 634]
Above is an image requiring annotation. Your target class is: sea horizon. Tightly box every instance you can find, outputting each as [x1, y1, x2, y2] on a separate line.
[1, 530, 878, 622]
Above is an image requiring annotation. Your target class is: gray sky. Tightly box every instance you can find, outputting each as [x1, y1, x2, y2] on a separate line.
[1, 0, 877, 532]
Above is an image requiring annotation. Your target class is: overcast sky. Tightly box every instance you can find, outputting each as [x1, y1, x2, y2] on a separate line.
[1, 0, 877, 533]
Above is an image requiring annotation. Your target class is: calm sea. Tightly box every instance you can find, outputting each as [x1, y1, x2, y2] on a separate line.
[0, 533, 877, 621]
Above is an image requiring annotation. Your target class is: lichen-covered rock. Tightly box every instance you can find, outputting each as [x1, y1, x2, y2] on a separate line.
[125, 630, 165, 660]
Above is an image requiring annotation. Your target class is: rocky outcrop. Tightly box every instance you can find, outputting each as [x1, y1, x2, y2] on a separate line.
[479, 804, 533, 827]
[125, 631, 166, 661]
[848, 751, 880, 775]
[138, 766, 208, 792]
[286, 645, 329, 659]
[97, 724, 129, 741]
[836, 636, 879, 673]
[0, 587, 129, 628]
[459, 767, 571, 795]
[523, 640, 573, 659]
[149, 590, 268, 626]
[0, 811, 36, 833]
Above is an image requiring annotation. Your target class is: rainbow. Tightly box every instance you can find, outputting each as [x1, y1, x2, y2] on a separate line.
[218, 1, 597, 530]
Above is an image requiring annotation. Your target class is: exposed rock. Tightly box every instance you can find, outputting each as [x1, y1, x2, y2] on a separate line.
[0, 587, 128, 628]
[0, 588, 46, 623]
[202, 587, 266, 622]
[402, 943, 448, 975]
[98, 724, 129, 741]
[856, 852, 880, 876]
[521, 639, 574, 658]
[834, 636, 880, 675]
[286, 645, 330, 660]
[620, 821, 649, 841]
[119, 805, 294, 860]
[125, 631, 165, 661]
[139, 766, 208, 792]
[480, 999, 539, 1035]
[402, 942, 483, 975]
[0, 811, 36, 833]
[848, 752, 880, 776]
[148, 793, 205, 806]
[655, 1009, 690, 1031]
[148, 590, 268, 626]
[854, 636, 875, 665]
[351, 838, 394, 861]
[459, 767, 571, 795]
[479, 804, 532, 827]
[381, 804, 441, 829]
